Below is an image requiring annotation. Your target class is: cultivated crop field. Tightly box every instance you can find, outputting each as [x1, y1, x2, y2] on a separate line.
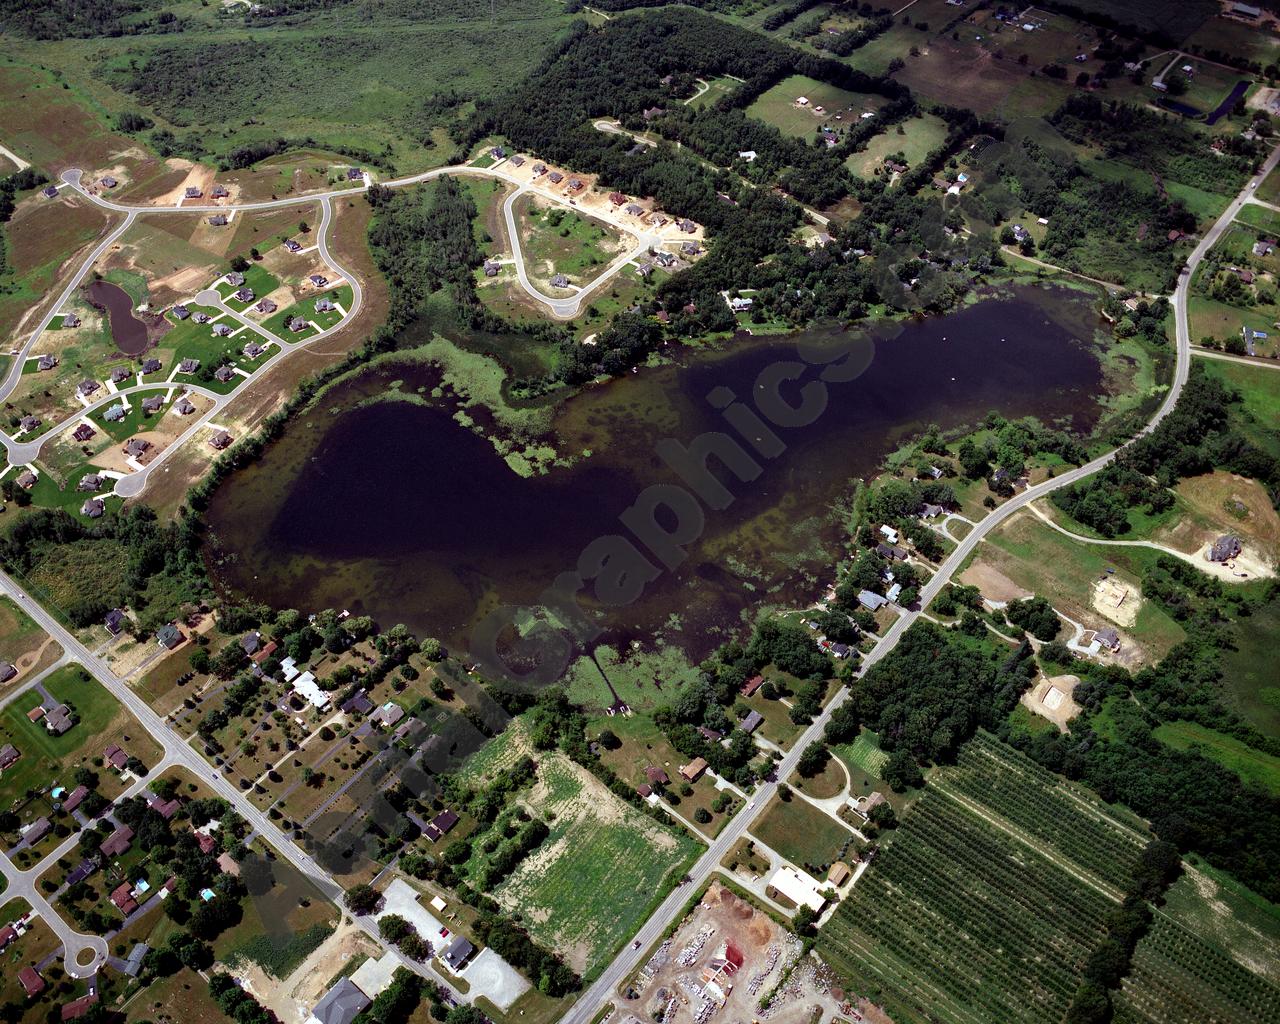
[819, 733, 1149, 1024]
[476, 737, 701, 978]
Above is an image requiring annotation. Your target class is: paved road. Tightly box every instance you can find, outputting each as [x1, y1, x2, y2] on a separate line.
[557, 139, 1280, 1024]
[0, 567, 467, 997]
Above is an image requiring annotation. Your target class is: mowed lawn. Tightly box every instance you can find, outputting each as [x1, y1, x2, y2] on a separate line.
[848, 112, 948, 178]
[0, 664, 161, 806]
[752, 791, 855, 874]
[746, 75, 872, 138]
[0, 595, 53, 667]
[481, 741, 700, 979]
[1199, 357, 1280, 461]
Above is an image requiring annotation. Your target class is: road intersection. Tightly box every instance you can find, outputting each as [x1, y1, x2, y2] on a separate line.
[0, 136, 1275, 1013]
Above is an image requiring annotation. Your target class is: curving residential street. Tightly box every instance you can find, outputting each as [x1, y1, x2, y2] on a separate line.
[555, 137, 1280, 1024]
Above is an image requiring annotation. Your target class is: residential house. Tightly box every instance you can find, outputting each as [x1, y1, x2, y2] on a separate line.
[551, 273, 569, 288]
[62, 785, 88, 812]
[142, 358, 162, 373]
[920, 503, 944, 519]
[371, 702, 405, 728]
[490, 146, 506, 159]
[1208, 534, 1242, 562]
[531, 163, 547, 176]
[209, 215, 228, 227]
[66, 859, 97, 886]
[315, 298, 336, 314]
[1096, 627, 1121, 652]
[288, 316, 309, 332]
[156, 623, 183, 649]
[81, 498, 105, 519]
[678, 218, 695, 232]
[567, 177, 584, 192]
[547, 171, 564, 184]
[212, 185, 229, 198]
[77, 379, 100, 397]
[212, 323, 233, 337]
[19, 416, 40, 433]
[679, 757, 708, 782]
[739, 710, 764, 734]
[309, 274, 329, 287]
[876, 542, 908, 561]
[37, 354, 57, 371]
[255, 298, 277, 314]
[104, 403, 126, 422]
[858, 589, 888, 611]
[625, 203, 644, 216]
[424, 809, 459, 843]
[124, 438, 150, 458]
[827, 861, 851, 886]
[509, 155, 525, 167]
[18, 967, 44, 998]
[179, 357, 200, 373]
[681, 242, 700, 256]
[62, 995, 99, 1021]
[105, 609, 126, 635]
[348, 168, 364, 181]
[16, 469, 36, 489]
[110, 882, 138, 916]
[483, 260, 500, 277]
[226, 272, 246, 287]
[729, 296, 752, 313]
[42, 186, 58, 199]
[101, 825, 134, 858]
[61, 313, 81, 328]
[0, 744, 19, 769]
[0, 664, 15, 683]
[741, 674, 765, 697]
[209, 430, 233, 450]
[1252, 239, 1275, 257]
[110, 366, 131, 384]
[100, 177, 118, 189]
[241, 632, 262, 656]
[216, 851, 241, 877]
[285, 238, 303, 253]
[184, 186, 203, 199]
[172, 304, 191, 320]
[609, 191, 626, 206]
[244, 341, 265, 359]
[307, 979, 371, 1024]
[0, 925, 15, 950]
[340, 689, 375, 716]
[122, 943, 149, 977]
[215, 365, 237, 382]
[645, 766, 669, 787]
[234, 287, 255, 303]
[25, 817, 51, 844]
[642, 107, 665, 121]
[141, 394, 165, 413]
[45, 705, 74, 735]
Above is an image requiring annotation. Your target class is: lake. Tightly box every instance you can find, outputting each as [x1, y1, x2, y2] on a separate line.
[205, 285, 1106, 668]
[86, 279, 149, 355]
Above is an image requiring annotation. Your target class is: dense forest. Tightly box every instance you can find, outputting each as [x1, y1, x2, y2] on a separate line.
[0, 0, 184, 39]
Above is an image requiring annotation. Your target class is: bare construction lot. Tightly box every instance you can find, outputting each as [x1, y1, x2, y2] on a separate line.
[622, 881, 856, 1024]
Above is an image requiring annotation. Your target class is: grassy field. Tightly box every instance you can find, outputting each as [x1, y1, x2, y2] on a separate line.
[752, 790, 856, 874]
[820, 732, 1149, 1024]
[1154, 721, 1280, 795]
[2, 1, 574, 178]
[466, 724, 701, 979]
[687, 75, 742, 109]
[1222, 597, 1280, 740]
[746, 75, 874, 138]
[0, 595, 53, 669]
[515, 197, 622, 287]
[847, 111, 948, 178]
[1199, 357, 1280, 461]
[1235, 202, 1280, 236]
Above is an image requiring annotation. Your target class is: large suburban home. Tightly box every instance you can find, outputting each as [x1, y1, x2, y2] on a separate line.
[142, 358, 162, 374]
[184, 186, 203, 199]
[347, 167, 364, 181]
[288, 316, 309, 332]
[37, 354, 57, 371]
[209, 430, 233, 450]
[215, 365, 237, 382]
[72, 423, 95, 443]
[1208, 534, 1242, 562]
[77, 473, 103, 492]
[212, 323, 233, 337]
[99, 176, 118, 188]
[234, 287, 255, 303]
[179, 357, 200, 373]
[105, 608, 126, 635]
[19, 416, 40, 433]
[156, 624, 184, 650]
[315, 298, 336, 313]
[16, 469, 36, 489]
[243, 341, 265, 359]
[61, 313, 81, 328]
[141, 395, 165, 414]
[124, 438, 151, 458]
[284, 238, 303, 253]
[172, 304, 190, 321]
[110, 366, 131, 384]
[254, 298, 277, 314]
[226, 272, 246, 287]
[551, 273, 569, 288]
[0, 665, 15, 684]
[211, 184, 229, 198]
[0, 743, 19, 768]
[81, 498, 105, 519]
[104, 403, 126, 422]
[209, 215, 228, 227]
[176, 397, 196, 415]
[308, 273, 329, 287]
[192, 311, 212, 324]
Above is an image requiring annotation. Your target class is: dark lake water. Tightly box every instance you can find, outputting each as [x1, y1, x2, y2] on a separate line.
[205, 285, 1105, 666]
[86, 279, 149, 355]
[1205, 80, 1251, 126]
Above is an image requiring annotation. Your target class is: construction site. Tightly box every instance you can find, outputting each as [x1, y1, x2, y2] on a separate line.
[618, 881, 865, 1024]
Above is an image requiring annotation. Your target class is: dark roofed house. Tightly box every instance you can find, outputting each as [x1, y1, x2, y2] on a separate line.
[551, 273, 569, 288]
[532, 163, 547, 176]
[1096, 627, 1121, 652]
[0, 664, 15, 684]
[1208, 534, 1241, 562]
[142, 358, 162, 373]
[62, 785, 89, 812]
[184, 186, 202, 199]
[45, 705, 74, 735]
[285, 238, 303, 253]
[289, 316, 309, 332]
[18, 967, 44, 998]
[442, 935, 475, 972]
[209, 215, 228, 227]
[42, 186, 58, 199]
[62, 995, 98, 1021]
[66, 858, 97, 886]
[81, 498, 105, 519]
[101, 824, 134, 858]
[678, 218, 695, 232]
[609, 191, 626, 205]
[340, 690, 375, 716]
[122, 943, 149, 977]
[484, 260, 500, 277]
[150, 795, 180, 820]
[179, 357, 200, 373]
[309, 979, 371, 1024]
[19, 416, 40, 433]
[78, 379, 100, 397]
[241, 632, 261, 656]
[642, 106, 665, 121]
[424, 808, 459, 843]
[142, 394, 164, 414]
[625, 203, 644, 216]
[0, 925, 15, 950]
[194, 831, 217, 855]
[37, 354, 57, 371]
[124, 438, 150, 458]
[156, 623, 183, 649]
[739, 710, 764, 734]
[110, 366, 131, 384]
[309, 273, 329, 287]
[547, 171, 564, 184]
[567, 177, 584, 191]
[645, 766, 669, 786]
[25, 817, 52, 844]
[637, 783, 652, 799]
[348, 167, 364, 181]
[16, 469, 37, 489]
[244, 341, 265, 359]
[215, 365, 237, 382]
[255, 298, 277, 314]
[490, 146, 506, 159]
[172, 304, 191, 321]
[212, 185, 229, 198]
[234, 287, 255, 303]
[510, 155, 525, 167]
[226, 272, 246, 287]
[100, 177, 118, 189]
[61, 313, 81, 328]
[0, 744, 19, 769]
[105, 609, 126, 635]
[210, 430, 233, 450]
